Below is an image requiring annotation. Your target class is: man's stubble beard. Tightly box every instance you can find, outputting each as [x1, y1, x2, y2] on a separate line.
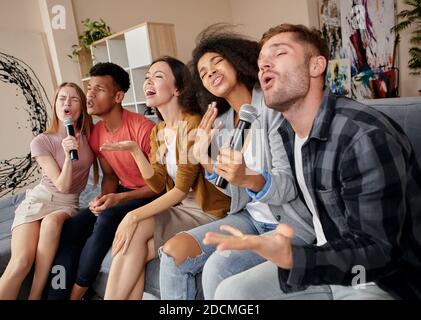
[265, 65, 310, 113]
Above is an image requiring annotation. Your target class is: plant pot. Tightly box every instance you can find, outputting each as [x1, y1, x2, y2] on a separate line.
[77, 48, 93, 79]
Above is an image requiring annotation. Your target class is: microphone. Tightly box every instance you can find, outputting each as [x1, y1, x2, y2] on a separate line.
[215, 104, 258, 188]
[64, 117, 79, 161]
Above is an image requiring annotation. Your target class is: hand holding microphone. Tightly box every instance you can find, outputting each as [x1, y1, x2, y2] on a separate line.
[63, 117, 79, 161]
[215, 104, 257, 188]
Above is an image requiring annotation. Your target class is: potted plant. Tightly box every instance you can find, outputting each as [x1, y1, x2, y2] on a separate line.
[68, 18, 112, 60]
[392, 0, 421, 74]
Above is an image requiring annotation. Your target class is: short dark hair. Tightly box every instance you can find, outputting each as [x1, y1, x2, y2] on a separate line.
[260, 24, 329, 78]
[89, 62, 130, 93]
[189, 24, 260, 115]
[150, 56, 200, 120]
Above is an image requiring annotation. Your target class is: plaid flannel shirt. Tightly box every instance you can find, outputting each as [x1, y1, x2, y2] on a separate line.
[277, 91, 421, 299]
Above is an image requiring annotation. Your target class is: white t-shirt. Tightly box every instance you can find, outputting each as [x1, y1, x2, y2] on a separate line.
[164, 130, 177, 183]
[244, 137, 278, 224]
[294, 135, 327, 246]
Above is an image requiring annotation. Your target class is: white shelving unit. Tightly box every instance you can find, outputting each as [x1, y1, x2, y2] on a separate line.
[79, 22, 177, 120]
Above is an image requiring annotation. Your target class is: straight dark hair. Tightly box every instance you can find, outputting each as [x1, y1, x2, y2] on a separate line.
[149, 56, 200, 120]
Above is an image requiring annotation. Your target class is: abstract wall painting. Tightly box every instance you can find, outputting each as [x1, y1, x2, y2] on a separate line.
[326, 59, 351, 96]
[340, 0, 397, 99]
[319, 0, 345, 60]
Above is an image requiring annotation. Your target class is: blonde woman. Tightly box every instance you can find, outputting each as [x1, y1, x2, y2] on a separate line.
[0, 82, 97, 300]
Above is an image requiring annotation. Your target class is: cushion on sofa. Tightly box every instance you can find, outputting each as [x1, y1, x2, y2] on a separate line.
[0, 192, 24, 272]
[363, 97, 421, 164]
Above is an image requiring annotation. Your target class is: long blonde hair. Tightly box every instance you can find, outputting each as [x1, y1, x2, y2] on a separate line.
[46, 82, 99, 185]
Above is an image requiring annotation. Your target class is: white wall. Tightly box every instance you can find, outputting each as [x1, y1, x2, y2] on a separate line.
[228, 0, 314, 41]
[71, 0, 233, 63]
[0, 0, 44, 32]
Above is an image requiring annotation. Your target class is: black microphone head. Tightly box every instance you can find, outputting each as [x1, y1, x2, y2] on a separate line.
[63, 117, 73, 127]
[239, 104, 258, 124]
[64, 116, 76, 138]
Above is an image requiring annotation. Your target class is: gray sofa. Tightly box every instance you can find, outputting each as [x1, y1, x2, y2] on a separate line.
[1, 96, 421, 299]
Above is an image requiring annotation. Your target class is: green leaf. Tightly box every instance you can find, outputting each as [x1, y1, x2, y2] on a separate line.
[68, 18, 112, 60]
[391, 19, 414, 33]
[392, 0, 421, 72]
[410, 35, 421, 44]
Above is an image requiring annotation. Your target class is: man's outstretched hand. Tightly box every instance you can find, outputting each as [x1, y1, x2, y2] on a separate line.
[203, 224, 295, 270]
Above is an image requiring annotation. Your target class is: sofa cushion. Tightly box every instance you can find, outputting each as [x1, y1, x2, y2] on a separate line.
[0, 192, 25, 273]
[363, 97, 421, 164]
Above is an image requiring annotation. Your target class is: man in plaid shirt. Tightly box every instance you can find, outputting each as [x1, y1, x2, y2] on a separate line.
[204, 24, 421, 300]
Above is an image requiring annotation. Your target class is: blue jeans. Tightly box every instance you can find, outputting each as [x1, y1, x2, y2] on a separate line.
[159, 209, 294, 300]
[214, 261, 394, 300]
[45, 186, 154, 300]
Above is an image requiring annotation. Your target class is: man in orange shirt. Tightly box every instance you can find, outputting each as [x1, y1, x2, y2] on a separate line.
[46, 63, 157, 300]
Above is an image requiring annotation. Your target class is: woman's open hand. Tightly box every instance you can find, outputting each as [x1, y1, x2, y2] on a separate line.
[192, 102, 221, 164]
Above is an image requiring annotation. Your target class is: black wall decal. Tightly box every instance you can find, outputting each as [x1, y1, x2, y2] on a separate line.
[0, 51, 50, 197]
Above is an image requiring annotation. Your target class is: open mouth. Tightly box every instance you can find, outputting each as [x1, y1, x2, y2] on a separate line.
[212, 74, 223, 87]
[64, 108, 71, 116]
[87, 100, 94, 108]
[145, 88, 156, 97]
[261, 74, 275, 89]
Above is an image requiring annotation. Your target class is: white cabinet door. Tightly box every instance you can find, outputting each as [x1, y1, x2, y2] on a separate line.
[125, 26, 152, 68]
[91, 43, 109, 64]
[107, 38, 129, 68]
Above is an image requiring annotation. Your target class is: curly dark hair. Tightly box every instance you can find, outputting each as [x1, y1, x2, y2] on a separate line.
[189, 24, 260, 115]
[89, 62, 130, 93]
[149, 56, 200, 120]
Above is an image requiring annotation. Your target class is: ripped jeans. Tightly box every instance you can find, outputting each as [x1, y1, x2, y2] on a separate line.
[158, 209, 280, 300]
